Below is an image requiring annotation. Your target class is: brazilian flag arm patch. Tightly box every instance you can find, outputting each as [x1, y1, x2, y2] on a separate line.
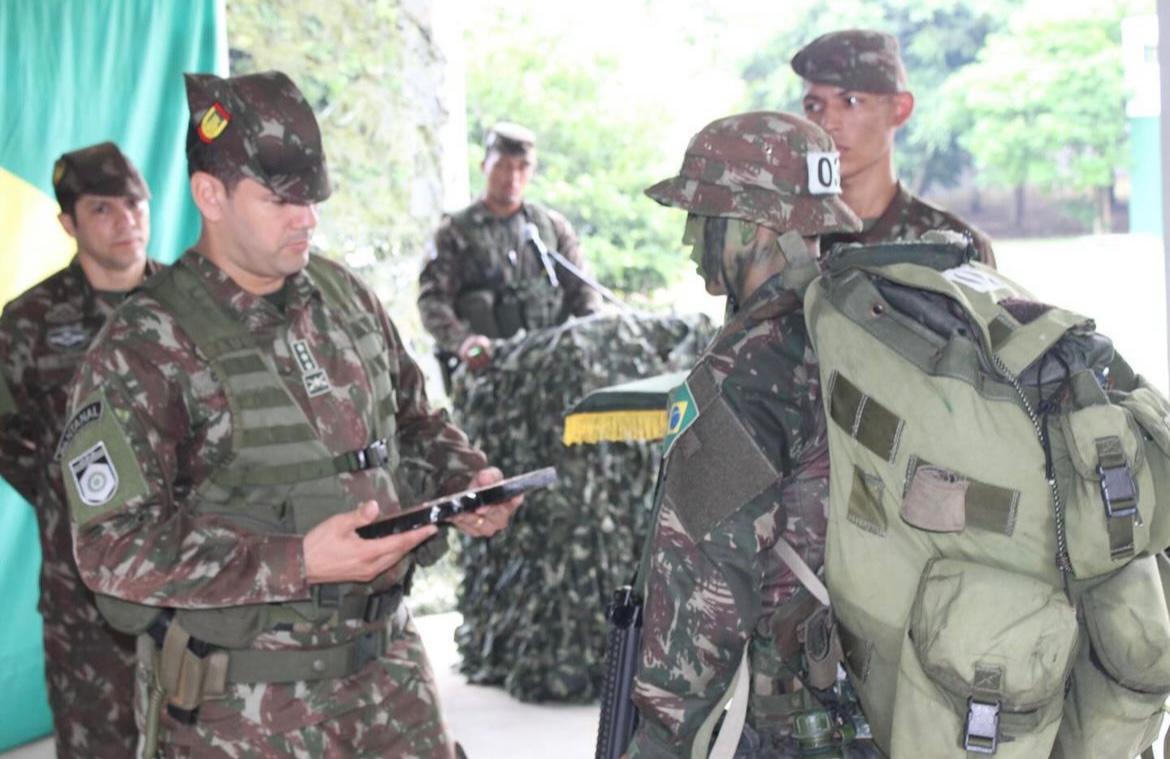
[60, 389, 151, 524]
[662, 380, 699, 455]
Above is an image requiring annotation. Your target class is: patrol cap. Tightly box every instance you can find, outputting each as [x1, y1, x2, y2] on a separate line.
[791, 29, 908, 94]
[184, 71, 331, 203]
[485, 121, 536, 157]
[53, 142, 150, 214]
[645, 111, 861, 236]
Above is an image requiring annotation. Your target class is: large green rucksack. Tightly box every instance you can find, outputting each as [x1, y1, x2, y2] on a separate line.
[805, 241, 1170, 758]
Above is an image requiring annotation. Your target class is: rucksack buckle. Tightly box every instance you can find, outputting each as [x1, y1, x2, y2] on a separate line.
[963, 697, 999, 754]
[1098, 462, 1138, 518]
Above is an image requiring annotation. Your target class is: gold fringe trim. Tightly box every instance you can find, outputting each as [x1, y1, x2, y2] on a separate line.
[562, 409, 667, 446]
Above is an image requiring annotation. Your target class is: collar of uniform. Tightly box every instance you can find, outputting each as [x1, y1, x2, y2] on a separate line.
[179, 250, 320, 328]
[470, 198, 527, 225]
[730, 273, 804, 326]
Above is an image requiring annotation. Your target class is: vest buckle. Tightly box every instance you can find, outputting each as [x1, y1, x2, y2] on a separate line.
[350, 439, 390, 471]
[963, 697, 1000, 754]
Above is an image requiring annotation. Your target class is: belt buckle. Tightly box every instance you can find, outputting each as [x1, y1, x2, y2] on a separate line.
[367, 439, 389, 468]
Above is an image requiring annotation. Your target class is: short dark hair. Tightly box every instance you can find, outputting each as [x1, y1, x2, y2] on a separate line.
[186, 124, 244, 192]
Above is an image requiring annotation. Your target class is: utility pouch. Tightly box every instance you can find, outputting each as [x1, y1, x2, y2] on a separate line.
[1058, 401, 1153, 577]
[455, 288, 501, 338]
[1053, 554, 1170, 759]
[494, 287, 525, 338]
[889, 559, 1078, 757]
[1118, 376, 1170, 552]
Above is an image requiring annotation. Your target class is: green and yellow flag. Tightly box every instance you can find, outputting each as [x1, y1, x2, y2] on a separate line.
[0, 1, 225, 748]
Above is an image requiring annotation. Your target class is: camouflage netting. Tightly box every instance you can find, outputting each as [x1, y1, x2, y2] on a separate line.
[450, 311, 715, 703]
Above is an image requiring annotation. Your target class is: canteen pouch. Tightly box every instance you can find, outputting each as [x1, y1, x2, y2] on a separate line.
[889, 558, 1078, 757]
[1057, 399, 1154, 577]
[1117, 376, 1170, 553]
[1052, 554, 1170, 759]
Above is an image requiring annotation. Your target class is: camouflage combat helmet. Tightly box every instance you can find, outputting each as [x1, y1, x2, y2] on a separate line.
[53, 142, 150, 214]
[644, 111, 861, 236]
[184, 71, 331, 204]
[791, 29, 908, 94]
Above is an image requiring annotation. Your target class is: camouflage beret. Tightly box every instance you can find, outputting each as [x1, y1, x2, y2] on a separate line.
[184, 71, 331, 204]
[53, 142, 150, 212]
[485, 121, 536, 156]
[791, 29, 908, 94]
[644, 111, 861, 237]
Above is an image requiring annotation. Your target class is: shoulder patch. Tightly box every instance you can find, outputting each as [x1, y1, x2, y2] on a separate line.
[662, 381, 699, 455]
[55, 399, 103, 459]
[60, 391, 150, 523]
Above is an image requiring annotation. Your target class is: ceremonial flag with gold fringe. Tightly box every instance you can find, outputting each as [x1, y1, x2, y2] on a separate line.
[0, 1, 226, 748]
[562, 370, 688, 445]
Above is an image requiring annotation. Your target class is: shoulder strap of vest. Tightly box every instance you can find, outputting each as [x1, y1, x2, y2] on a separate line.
[304, 255, 361, 320]
[143, 261, 255, 360]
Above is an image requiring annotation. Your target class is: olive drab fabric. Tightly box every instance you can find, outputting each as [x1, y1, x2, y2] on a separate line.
[418, 200, 601, 353]
[0, 257, 161, 758]
[61, 250, 486, 754]
[805, 240, 1170, 758]
[451, 312, 715, 703]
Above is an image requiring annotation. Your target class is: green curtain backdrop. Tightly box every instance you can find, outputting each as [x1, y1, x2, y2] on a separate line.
[0, 0, 226, 749]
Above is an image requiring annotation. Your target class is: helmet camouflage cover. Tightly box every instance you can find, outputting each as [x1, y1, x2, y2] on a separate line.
[645, 111, 861, 236]
[184, 70, 331, 204]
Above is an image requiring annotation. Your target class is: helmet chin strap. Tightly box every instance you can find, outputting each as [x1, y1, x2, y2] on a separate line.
[720, 250, 740, 316]
[775, 230, 820, 295]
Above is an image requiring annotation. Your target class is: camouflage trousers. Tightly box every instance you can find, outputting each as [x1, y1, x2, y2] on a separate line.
[42, 595, 138, 759]
[138, 612, 456, 758]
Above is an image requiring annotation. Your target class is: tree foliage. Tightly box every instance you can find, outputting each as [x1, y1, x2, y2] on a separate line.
[942, 1, 1134, 219]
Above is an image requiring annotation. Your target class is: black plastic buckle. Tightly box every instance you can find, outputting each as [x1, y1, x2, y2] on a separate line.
[352, 629, 382, 672]
[963, 698, 999, 754]
[1098, 462, 1138, 518]
[349, 439, 390, 471]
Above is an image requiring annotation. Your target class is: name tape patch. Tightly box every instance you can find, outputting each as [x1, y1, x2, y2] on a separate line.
[806, 151, 841, 195]
[55, 400, 102, 460]
[68, 441, 119, 507]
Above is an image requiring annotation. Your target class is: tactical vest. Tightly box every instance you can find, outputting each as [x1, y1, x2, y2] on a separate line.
[805, 242, 1170, 758]
[450, 203, 564, 338]
[98, 256, 408, 684]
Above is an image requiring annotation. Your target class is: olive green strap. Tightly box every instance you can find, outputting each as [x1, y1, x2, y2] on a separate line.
[1097, 437, 1136, 560]
[829, 371, 904, 462]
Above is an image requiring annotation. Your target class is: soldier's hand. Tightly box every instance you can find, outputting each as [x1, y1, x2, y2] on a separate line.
[450, 467, 523, 538]
[303, 500, 437, 584]
[458, 334, 492, 371]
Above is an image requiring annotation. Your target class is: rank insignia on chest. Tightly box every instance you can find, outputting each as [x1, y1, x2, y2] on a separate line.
[68, 441, 119, 506]
[291, 339, 332, 398]
[46, 322, 91, 351]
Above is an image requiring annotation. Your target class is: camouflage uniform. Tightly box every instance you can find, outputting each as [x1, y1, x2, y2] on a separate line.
[417, 124, 600, 354]
[60, 72, 487, 757]
[0, 142, 154, 759]
[792, 29, 996, 266]
[629, 113, 869, 757]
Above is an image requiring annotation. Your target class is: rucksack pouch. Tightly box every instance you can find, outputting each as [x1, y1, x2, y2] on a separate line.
[1118, 376, 1170, 553]
[1059, 401, 1156, 578]
[889, 558, 1078, 757]
[1053, 554, 1170, 759]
